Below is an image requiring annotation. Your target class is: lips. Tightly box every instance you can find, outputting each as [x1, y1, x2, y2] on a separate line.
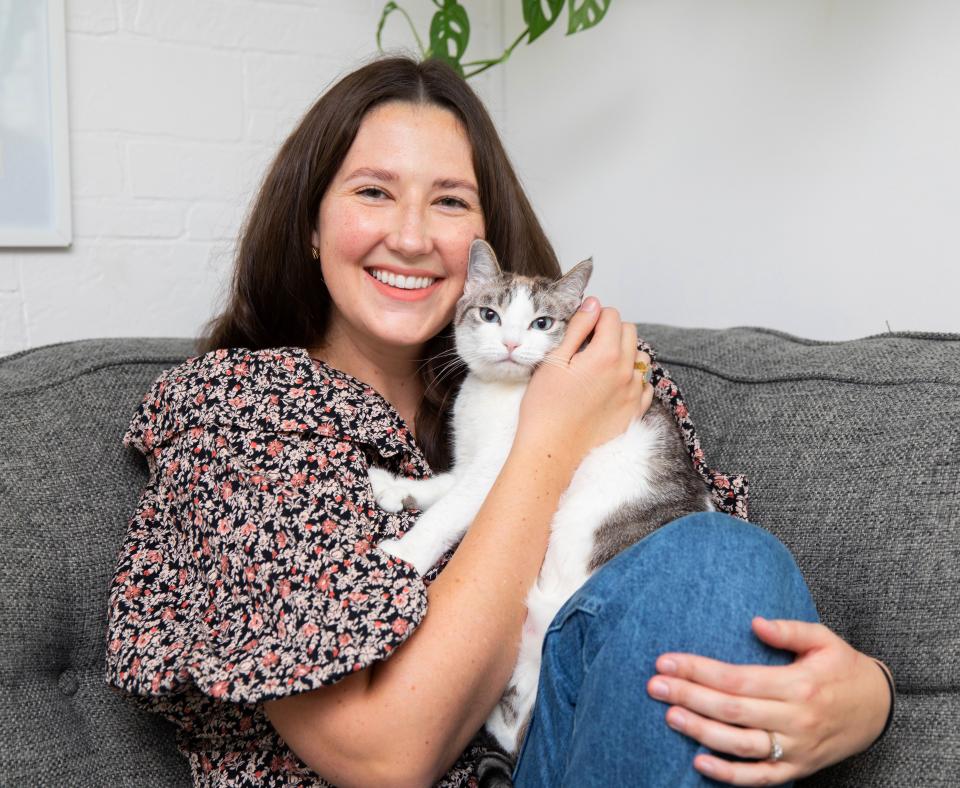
[367, 267, 437, 290]
[365, 268, 444, 301]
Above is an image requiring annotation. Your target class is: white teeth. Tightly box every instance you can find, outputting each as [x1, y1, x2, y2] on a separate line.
[369, 269, 436, 290]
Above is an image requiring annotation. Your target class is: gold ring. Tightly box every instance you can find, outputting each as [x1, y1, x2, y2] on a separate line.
[634, 360, 652, 384]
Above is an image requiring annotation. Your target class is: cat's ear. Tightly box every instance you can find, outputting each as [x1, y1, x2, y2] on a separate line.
[555, 258, 593, 303]
[465, 239, 501, 291]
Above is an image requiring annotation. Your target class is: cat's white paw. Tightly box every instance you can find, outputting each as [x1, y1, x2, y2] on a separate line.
[377, 485, 415, 513]
[377, 536, 434, 576]
[367, 466, 396, 494]
[368, 467, 414, 512]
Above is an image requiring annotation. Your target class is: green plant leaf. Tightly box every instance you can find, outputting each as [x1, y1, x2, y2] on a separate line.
[429, 0, 470, 74]
[524, 0, 564, 43]
[566, 0, 611, 35]
[376, 2, 399, 51]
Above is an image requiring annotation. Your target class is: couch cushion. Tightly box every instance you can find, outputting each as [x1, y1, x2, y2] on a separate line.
[1, 331, 957, 786]
[0, 338, 195, 786]
[636, 325, 960, 786]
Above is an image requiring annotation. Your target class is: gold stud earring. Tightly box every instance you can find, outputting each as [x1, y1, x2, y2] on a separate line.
[311, 246, 320, 260]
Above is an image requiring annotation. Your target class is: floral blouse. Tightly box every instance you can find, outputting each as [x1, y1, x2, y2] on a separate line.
[105, 343, 747, 787]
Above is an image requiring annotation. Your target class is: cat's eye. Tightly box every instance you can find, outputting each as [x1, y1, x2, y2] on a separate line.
[478, 307, 501, 324]
[530, 316, 555, 331]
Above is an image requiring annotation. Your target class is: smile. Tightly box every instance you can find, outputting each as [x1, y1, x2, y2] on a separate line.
[367, 268, 437, 290]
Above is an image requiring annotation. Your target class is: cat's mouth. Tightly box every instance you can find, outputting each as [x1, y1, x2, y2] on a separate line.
[498, 357, 535, 373]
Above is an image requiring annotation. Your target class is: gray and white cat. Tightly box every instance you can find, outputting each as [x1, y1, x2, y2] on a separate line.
[369, 239, 712, 758]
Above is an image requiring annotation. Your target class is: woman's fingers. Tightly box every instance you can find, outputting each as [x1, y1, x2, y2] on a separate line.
[655, 653, 792, 701]
[565, 305, 623, 365]
[665, 706, 780, 761]
[693, 753, 795, 787]
[647, 675, 792, 731]
[550, 296, 601, 363]
[621, 321, 639, 368]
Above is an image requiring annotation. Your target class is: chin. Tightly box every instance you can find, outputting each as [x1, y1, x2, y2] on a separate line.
[374, 324, 443, 351]
[474, 360, 535, 384]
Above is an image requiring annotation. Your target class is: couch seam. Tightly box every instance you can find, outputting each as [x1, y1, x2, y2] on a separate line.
[656, 358, 960, 387]
[0, 359, 188, 399]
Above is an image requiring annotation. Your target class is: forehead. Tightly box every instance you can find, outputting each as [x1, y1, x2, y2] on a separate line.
[340, 101, 476, 180]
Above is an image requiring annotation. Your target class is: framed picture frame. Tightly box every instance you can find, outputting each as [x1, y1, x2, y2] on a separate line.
[0, 0, 72, 247]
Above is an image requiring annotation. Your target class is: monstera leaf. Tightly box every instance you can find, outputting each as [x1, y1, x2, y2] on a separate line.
[429, 0, 470, 74]
[567, 0, 611, 34]
[523, 0, 564, 43]
[376, 1, 613, 79]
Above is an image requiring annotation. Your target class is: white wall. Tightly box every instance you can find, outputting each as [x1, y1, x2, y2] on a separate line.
[498, 0, 960, 339]
[0, 0, 503, 354]
[2, 0, 958, 353]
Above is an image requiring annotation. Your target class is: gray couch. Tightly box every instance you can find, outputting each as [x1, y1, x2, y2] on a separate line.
[1, 328, 958, 786]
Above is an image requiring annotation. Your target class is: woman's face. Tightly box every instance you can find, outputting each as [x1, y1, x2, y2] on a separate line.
[313, 101, 485, 358]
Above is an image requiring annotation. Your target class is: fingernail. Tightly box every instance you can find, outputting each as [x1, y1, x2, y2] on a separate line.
[650, 680, 669, 700]
[579, 296, 599, 312]
[697, 757, 718, 777]
[659, 658, 677, 674]
[667, 709, 686, 732]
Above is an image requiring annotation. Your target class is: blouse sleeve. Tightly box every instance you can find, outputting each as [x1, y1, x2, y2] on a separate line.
[107, 417, 428, 706]
[638, 336, 750, 519]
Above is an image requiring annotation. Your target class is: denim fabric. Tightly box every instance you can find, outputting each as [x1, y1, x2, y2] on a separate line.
[512, 512, 819, 787]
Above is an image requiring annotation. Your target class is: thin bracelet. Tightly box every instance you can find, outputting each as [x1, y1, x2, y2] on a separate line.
[866, 658, 895, 751]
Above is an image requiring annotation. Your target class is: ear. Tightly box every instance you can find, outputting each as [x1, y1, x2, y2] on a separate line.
[554, 258, 593, 303]
[466, 239, 501, 290]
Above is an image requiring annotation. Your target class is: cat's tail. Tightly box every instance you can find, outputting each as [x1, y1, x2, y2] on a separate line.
[474, 729, 516, 788]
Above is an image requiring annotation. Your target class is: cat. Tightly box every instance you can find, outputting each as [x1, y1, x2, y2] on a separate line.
[369, 239, 713, 773]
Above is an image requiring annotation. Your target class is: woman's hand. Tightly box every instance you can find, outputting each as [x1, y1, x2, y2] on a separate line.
[646, 617, 892, 786]
[515, 297, 654, 467]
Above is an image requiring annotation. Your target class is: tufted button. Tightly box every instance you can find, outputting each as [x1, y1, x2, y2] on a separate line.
[58, 669, 79, 696]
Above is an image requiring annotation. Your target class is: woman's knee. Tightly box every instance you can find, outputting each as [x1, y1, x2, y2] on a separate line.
[571, 511, 817, 627]
[648, 511, 796, 571]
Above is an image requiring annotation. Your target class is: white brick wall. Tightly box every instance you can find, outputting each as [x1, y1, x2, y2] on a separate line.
[1, 0, 504, 354]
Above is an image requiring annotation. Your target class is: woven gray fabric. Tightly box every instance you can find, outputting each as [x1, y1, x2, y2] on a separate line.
[0, 331, 957, 786]
[0, 338, 195, 787]
[635, 325, 960, 786]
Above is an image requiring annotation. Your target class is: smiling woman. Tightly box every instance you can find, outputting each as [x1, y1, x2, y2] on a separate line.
[311, 101, 485, 427]
[199, 57, 560, 472]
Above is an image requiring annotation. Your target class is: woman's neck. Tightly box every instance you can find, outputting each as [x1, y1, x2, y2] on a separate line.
[309, 326, 425, 434]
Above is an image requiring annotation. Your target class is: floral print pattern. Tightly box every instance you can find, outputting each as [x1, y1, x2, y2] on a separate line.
[639, 338, 750, 519]
[106, 342, 746, 787]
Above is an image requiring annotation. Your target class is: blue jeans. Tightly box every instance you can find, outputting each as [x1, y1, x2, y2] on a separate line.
[512, 512, 818, 787]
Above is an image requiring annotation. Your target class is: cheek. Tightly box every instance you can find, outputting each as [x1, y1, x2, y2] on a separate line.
[319, 203, 378, 266]
[440, 222, 484, 281]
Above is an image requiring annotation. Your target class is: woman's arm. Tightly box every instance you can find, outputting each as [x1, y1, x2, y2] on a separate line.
[646, 617, 893, 786]
[266, 302, 655, 787]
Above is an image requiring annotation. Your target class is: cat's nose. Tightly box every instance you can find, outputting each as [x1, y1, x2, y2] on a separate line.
[503, 341, 519, 354]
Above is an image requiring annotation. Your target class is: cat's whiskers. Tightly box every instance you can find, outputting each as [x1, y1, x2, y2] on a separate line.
[418, 347, 463, 377]
[428, 356, 471, 392]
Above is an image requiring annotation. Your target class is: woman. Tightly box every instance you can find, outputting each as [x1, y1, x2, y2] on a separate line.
[106, 56, 893, 787]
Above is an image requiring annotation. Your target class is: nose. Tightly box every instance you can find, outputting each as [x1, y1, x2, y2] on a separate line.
[386, 205, 433, 258]
[503, 341, 519, 355]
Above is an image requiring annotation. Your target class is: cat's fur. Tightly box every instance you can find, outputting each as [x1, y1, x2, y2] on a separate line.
[369, 239, 712, 763]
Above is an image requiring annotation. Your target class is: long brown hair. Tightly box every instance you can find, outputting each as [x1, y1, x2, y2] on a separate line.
[200, 56, 560, 470]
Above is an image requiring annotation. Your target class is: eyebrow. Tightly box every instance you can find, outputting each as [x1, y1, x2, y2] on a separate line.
[345, 167, 478, 195]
